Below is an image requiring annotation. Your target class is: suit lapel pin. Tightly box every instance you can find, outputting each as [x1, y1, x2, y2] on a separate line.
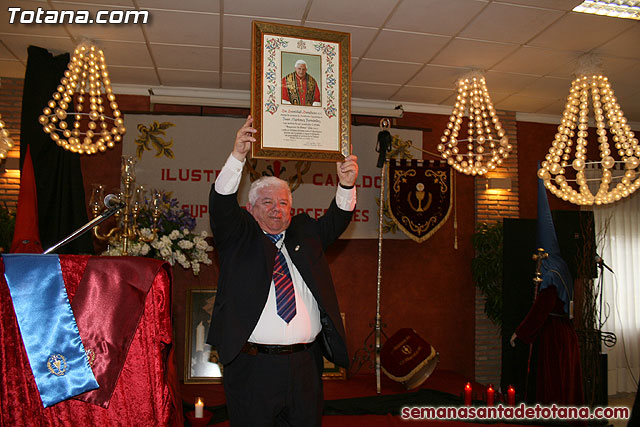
[295, 245, 300, 251]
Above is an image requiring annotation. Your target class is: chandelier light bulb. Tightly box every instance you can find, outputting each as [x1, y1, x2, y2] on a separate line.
[438, 72, 511, 176]
[39, 42, 125, 155]
[0, 115, 15, 159]
[538, 71, 640, 206]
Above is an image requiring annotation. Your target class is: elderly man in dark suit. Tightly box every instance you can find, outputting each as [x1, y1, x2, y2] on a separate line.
[207, 115, 358, 426]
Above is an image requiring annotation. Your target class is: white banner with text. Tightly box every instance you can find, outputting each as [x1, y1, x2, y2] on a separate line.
[123, 114, 422, 239]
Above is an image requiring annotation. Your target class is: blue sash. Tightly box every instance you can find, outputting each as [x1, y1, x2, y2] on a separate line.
[3, 254, 98, 407]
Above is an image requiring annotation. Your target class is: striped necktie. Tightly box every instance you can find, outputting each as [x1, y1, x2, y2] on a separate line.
[266, 233, 296, 323]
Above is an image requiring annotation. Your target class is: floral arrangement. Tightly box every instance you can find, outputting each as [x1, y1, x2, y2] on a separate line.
[103, 192, 213, 275]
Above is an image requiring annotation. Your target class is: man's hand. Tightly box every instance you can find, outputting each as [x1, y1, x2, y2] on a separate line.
[510, 332, 517, 347]
[337, 154, 358, 187]
[232, 115, 256, 161]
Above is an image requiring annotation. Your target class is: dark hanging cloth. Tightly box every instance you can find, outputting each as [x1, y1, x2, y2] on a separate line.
[515, 286, 584, 406]
[20, 46, 93, 254]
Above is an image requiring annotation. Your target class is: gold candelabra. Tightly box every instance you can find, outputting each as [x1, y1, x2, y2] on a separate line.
[90, 155, 160, 255]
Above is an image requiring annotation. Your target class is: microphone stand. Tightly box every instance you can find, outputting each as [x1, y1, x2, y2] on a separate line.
[43, 207, 121, 254]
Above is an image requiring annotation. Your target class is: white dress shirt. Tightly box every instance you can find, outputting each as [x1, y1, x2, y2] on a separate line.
[214, 154, 356, 344]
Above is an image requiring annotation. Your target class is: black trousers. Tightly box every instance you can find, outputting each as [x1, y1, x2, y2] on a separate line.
[223, 340, 324, 427]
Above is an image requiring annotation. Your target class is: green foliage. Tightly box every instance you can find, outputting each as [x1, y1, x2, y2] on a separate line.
[471, 222, 504, 328]
[0, 204, 16, 253]
[135, 121, 175, 159]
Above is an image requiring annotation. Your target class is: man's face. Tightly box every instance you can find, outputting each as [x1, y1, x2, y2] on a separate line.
[247, 186, 292, 234]
[295, 63, 307, 79]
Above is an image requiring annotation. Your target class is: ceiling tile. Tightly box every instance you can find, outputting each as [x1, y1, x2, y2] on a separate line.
[151, 43, 218, 70]
[222, 48, 250, 73]
[495, 94, 556, 113]
[430, 38, 518, 69]
[145, 10, 219, 46]
[495, 0, 580, 10]
[221, 72, 250, 90]
[385, 0, 488, 36]
[223, 15, 299, 50]
[0, 34, 74, 60]
[528, 11, 635, 52]
[225, 0, 307, 20]
[158, 68, 219, 88]
[0, 1, 68, 37]
[460, 2, 564, 44]
[0, 43, 12, 60]
[606, 61, 640, 89]
[391, 86, 453, 104]
[492, 46, 577, 76]
[408, 64, 467, 88]
[515, 76, 571, 98]
[99, 40, 152, 67]
[352, 81, 401, 100]
[485, 71, 540, 93]
[52, 0, 134, 6]
[307, 0, 398, 27]
[304, 22, 378, 58]
[47, 3, 148, 43]
[546, 55, 638, 79]
[352, 58, 421, 84]
[595, 25, 640, 61]
[0, 59, 26, 78]
[137, 0, 220, 13]
[364, 30, 449, 63]
[108, 65, 159, 86]
[534, 98, 566, 116]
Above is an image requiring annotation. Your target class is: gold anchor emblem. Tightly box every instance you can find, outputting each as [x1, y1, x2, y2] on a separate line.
[407, 183, 432, 212]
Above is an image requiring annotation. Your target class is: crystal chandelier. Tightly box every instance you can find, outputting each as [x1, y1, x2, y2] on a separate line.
[0, 114, 14, 159]
[39, 41, 125, 155]
[438, 71, 512, 176]
[537, 59, 640, 205]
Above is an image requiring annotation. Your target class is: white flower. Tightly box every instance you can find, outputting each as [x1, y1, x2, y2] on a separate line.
[178, 239, 194, 250]
[102, 191, 214, 276]
[195, 239, 209, 251]
[140, 243, 150, 256]
[159, 247, 172, 259]
[139, 228, 153, 239]
[192, 262, 200, 275]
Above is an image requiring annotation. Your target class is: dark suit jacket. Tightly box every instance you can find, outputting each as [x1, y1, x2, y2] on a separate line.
[206, 187, 352, 368]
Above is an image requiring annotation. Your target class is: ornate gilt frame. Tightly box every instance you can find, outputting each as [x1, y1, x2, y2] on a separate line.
[251, 21, 351, 162]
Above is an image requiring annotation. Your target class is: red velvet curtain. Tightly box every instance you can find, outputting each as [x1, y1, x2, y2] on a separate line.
[0, 255, 183, 426]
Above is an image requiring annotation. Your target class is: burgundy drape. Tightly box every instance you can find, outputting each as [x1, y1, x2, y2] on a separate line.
[0, 255, 183, 426]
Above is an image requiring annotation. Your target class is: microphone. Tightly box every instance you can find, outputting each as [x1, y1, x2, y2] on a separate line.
[104, 194, 125, 210]
[595, 254, 614, 273]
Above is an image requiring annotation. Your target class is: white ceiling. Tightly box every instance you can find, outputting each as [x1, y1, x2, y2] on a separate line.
[1, 0, 640, 123]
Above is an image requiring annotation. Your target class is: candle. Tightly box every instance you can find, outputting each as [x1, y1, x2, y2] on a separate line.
[195, 397, 204, 418]
[507, 385, 515, 406]
[486, 384, 495, 406]
[464, 382, 472, 406]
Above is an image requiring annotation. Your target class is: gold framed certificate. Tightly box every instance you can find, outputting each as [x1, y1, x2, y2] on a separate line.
[251, 21, 351, 162]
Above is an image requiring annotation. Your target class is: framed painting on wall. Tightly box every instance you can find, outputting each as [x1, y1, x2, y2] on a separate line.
[322, 313, 347, 380]
[184, 289, 223, 383]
